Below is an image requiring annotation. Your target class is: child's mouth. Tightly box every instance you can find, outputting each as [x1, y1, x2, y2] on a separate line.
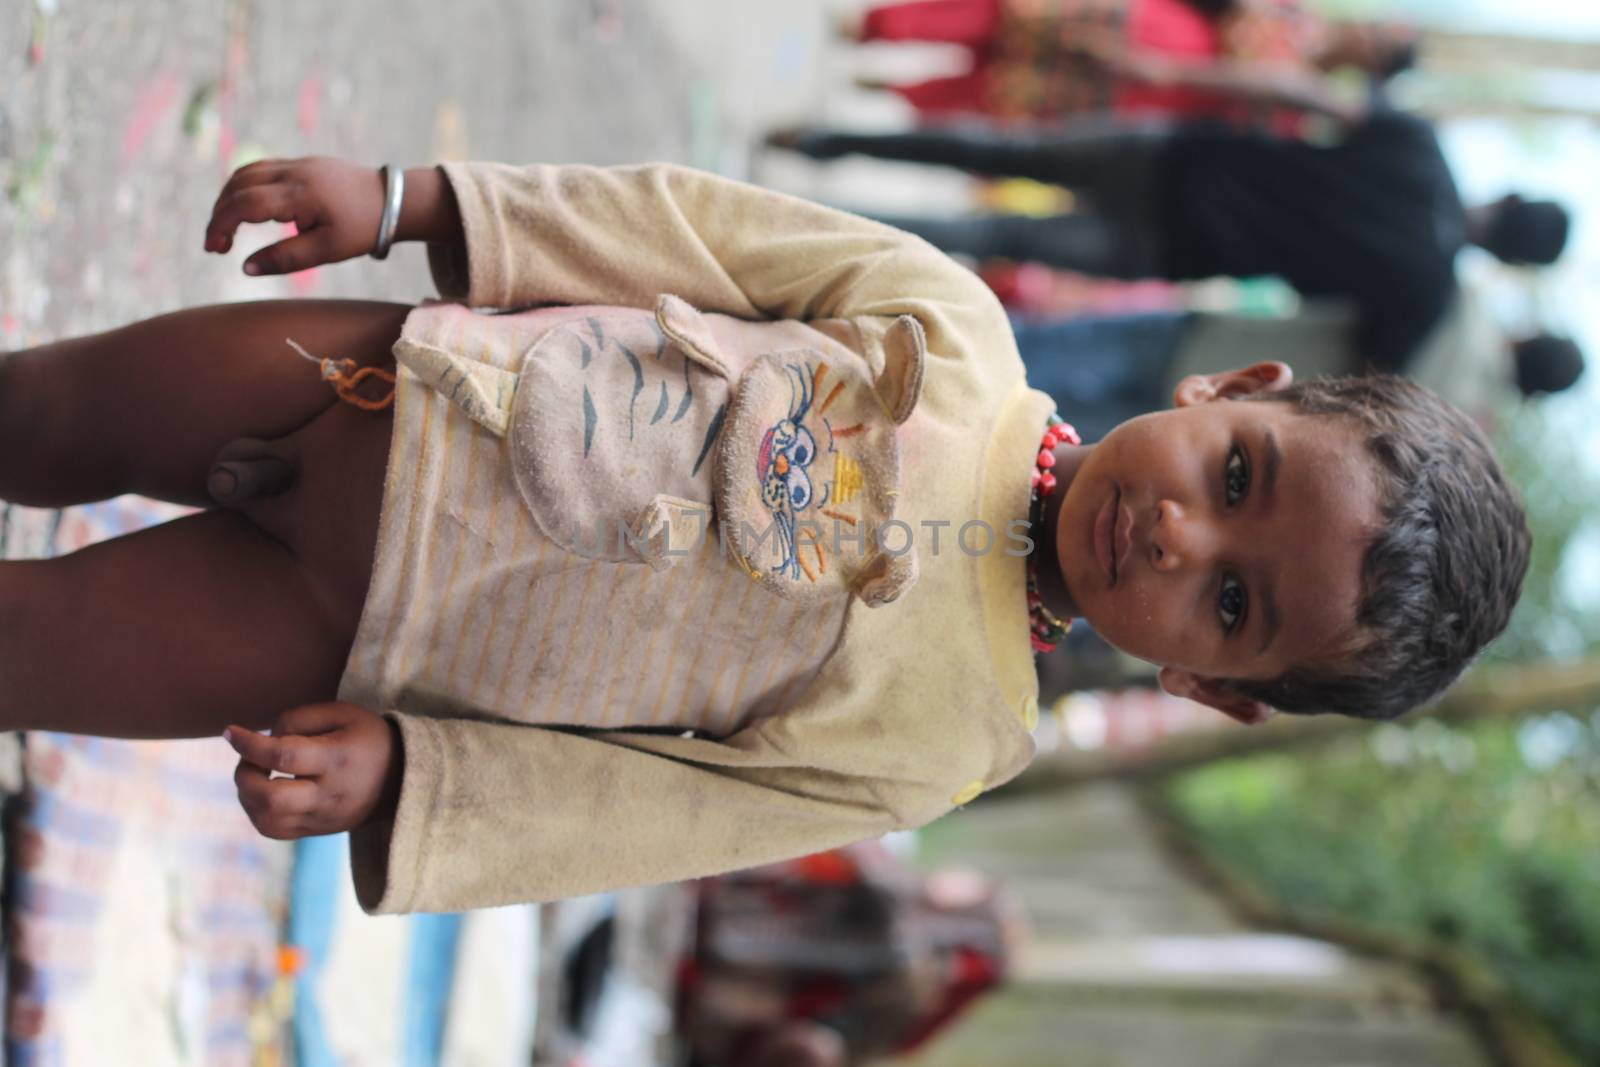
[1114, 497, 1133, 581]
[1095, 487, 1120, 585]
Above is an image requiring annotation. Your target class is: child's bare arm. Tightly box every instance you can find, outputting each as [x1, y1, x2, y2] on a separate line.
[203, 157, 462, 276]
[225, 703, 402, 840]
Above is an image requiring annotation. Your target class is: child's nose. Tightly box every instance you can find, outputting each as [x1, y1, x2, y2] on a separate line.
[1149, 499, 1220, 574]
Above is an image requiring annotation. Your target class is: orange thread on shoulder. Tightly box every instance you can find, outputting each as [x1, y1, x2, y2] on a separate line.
[831, 423, 866, 439]
[286, 337, 397, 411]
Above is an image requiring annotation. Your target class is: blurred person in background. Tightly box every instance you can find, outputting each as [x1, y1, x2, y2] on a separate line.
[769, 104, 1573, 374]
[838, 0, 1415, 130]
[677, 842, 1019, 1067]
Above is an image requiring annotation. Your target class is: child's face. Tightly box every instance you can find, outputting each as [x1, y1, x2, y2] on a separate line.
[1054, 364, 1383, 723]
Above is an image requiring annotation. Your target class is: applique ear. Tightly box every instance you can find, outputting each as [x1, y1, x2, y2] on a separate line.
[714, 349, 917, 606]
[854, 549, 918, 607]
[869, 315, 926, 425]
[393, 338, 519, 436]
[630, 494, 713, 571]
[656, 295, 734, 380]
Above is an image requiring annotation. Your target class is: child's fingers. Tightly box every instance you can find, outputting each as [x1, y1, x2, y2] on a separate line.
[234, 761, 318, 814]
[209, 162, 292, 234]
[241, 230, 333, 277]
[274, 733, 338, 778]
[233, 761, 322, 839]
[205, 168, 278, 253]
[223, 724, 275, 767]
[206, 184, 305, 251]
[274, 702, 358, 738]
[224, 724, 334, 776]
[216, 159, 291, 200]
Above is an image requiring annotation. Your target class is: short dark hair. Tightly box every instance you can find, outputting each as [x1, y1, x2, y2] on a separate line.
[1512, 335, 1585, 396]
[1480, 197, 1571, 266]
[1224, 375, 1531, 720]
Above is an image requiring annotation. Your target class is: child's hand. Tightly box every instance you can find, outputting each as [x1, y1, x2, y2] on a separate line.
[224, 702, 402, 841]
[203, 157, 387, 276]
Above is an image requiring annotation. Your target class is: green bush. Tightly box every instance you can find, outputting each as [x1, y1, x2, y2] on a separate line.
[1167, 711, 1600, 1062]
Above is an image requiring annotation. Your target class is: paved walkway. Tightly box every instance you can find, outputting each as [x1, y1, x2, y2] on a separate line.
[910, 784, 1495, 1067]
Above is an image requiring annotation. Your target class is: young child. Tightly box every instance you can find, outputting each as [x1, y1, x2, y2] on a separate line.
[0, 157, 1529, 914]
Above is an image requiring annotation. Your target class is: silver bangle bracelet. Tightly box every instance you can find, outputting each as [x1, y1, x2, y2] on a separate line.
[371, 164, 405, 261]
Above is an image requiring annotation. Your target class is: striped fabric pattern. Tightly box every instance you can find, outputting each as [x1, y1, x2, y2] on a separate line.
[339, 303, 847, 736]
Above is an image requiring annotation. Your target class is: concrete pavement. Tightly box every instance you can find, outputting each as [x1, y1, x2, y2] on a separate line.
[910, 785, 1496, 1067]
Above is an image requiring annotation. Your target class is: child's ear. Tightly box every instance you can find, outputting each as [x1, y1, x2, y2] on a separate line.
[1157, 667, 1275, 726]
[1172, 361, 1294, 408]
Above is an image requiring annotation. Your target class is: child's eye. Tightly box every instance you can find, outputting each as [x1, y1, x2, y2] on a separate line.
[1224, 447, 1250, 506]
[1218, 574, 1247, 633]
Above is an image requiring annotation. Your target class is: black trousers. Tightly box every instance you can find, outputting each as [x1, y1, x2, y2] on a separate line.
[791, 119, 1176, 278]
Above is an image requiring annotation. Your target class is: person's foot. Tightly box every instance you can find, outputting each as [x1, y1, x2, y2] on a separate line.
[765, 127, 805, 152]
[852, 74, 896, 93]
[763, 127, 847, 161]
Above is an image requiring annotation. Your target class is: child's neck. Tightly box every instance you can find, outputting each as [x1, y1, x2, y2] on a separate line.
[1036, 441, 1092, 621]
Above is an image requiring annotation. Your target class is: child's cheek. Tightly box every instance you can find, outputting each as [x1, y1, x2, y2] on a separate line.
[1093, 583, 1164, 661]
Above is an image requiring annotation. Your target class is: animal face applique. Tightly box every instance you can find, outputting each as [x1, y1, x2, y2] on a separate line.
[756, 364, 826, 581]
[717, 348, 919, 607]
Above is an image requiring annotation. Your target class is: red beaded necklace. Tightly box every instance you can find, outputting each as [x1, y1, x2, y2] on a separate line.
[1027, 415, 1080, 654]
